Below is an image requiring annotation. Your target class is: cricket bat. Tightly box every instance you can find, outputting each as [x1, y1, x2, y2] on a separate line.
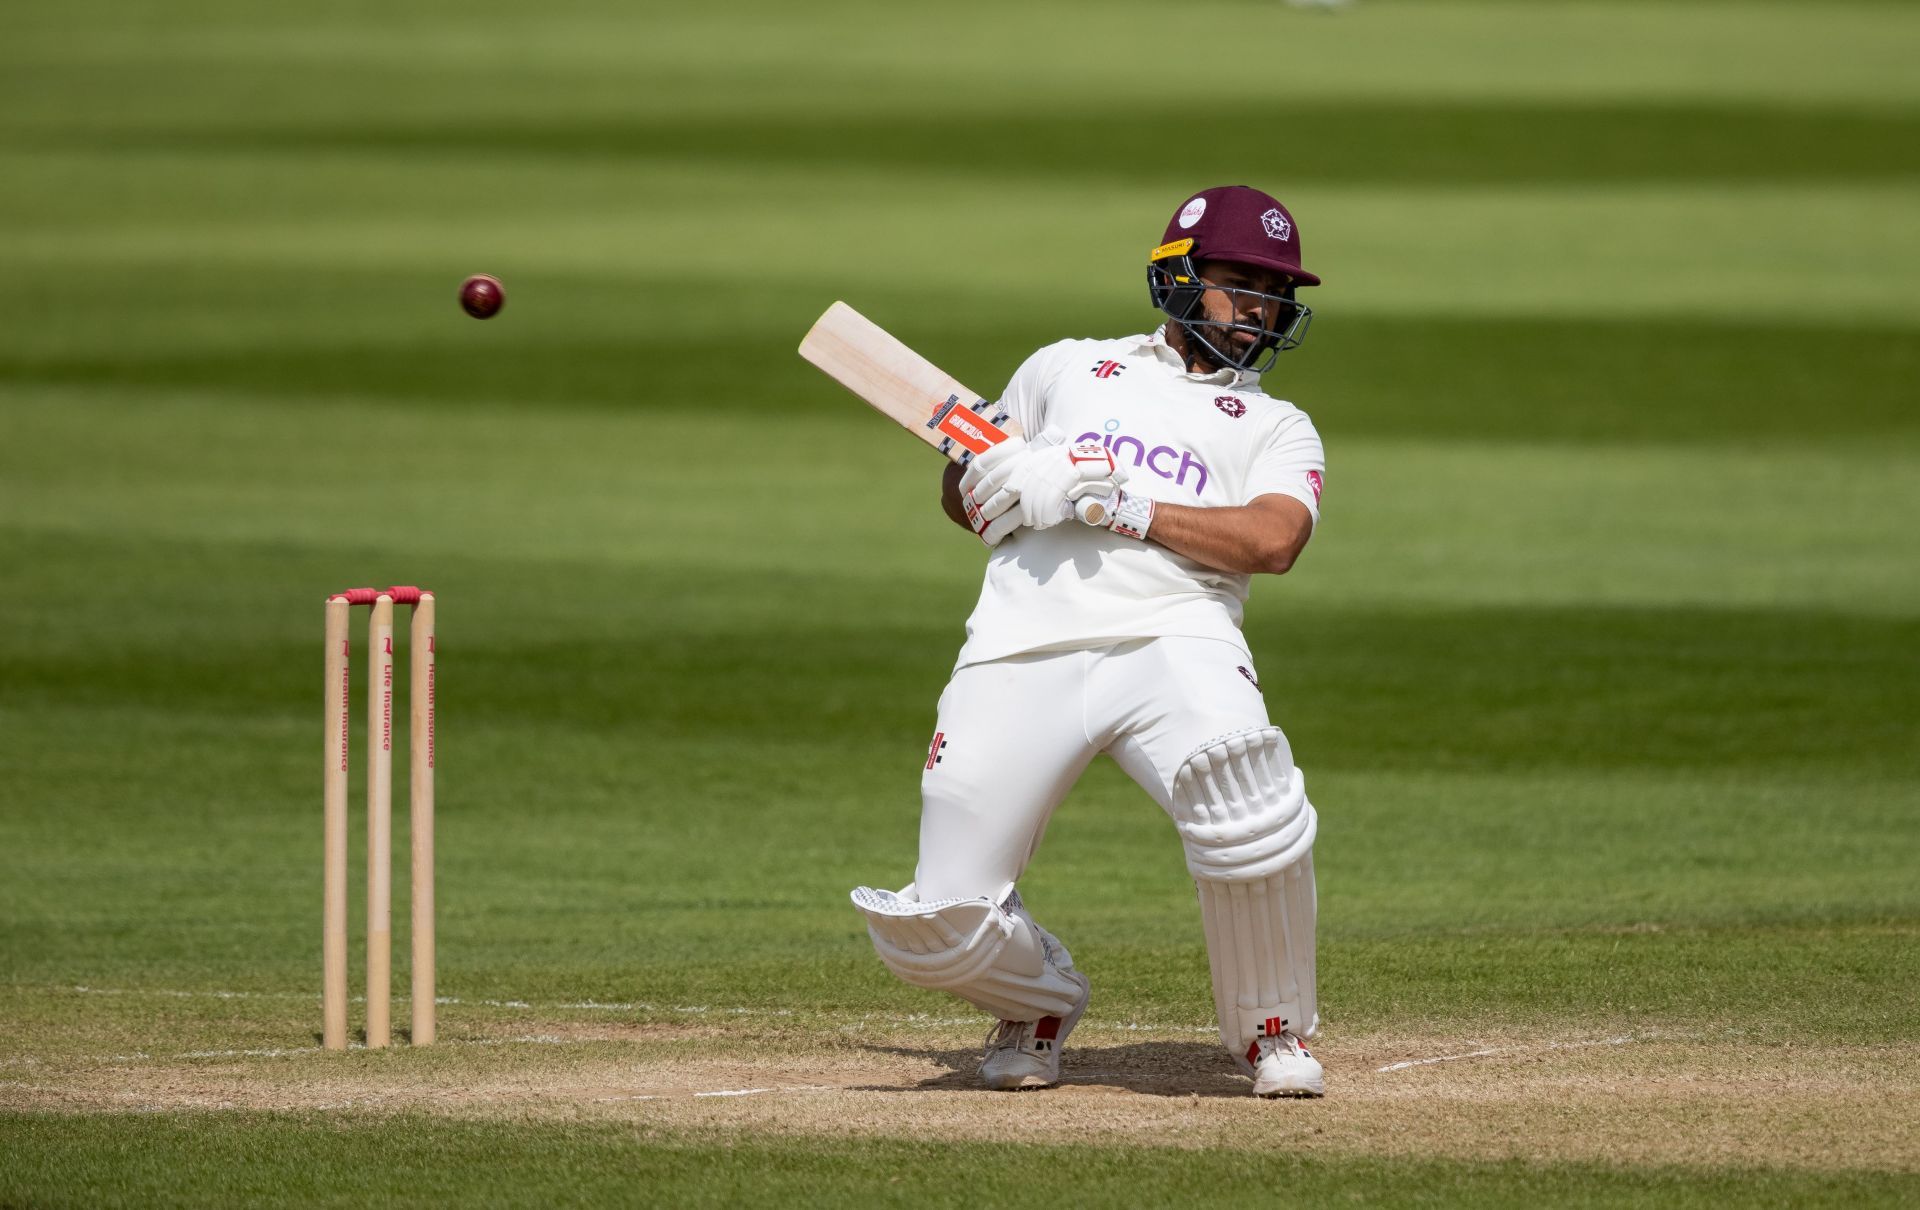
[798, 301, 1106, 525]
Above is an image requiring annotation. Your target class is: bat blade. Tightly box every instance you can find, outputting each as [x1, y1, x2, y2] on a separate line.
[798, 301, 1010, 463]
[798, 301, 1107, 523]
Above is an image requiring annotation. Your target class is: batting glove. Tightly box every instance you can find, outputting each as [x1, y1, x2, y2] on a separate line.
[958, 436, 1026, 546]
[1006, 433, 1129, 533]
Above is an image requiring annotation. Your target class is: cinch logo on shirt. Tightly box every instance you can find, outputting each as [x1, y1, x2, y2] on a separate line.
[1072, 425, 1211, 496]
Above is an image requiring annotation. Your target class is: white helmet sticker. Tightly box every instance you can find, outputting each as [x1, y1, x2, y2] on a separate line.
[1177, 197, 1207, 229]
[1261, 208, 1292, 240]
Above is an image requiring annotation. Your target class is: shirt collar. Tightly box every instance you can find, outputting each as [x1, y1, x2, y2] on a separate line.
[1131, 325, 1262, 388]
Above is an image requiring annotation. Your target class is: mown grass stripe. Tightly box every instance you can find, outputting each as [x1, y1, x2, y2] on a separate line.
[4, 1114, 1916, 1208]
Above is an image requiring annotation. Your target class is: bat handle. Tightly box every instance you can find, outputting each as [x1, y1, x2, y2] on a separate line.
[1075, 496, 1108, 527]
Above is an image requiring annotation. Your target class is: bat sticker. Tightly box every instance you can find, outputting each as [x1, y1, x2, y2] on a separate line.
[925, 396, 1009, 456]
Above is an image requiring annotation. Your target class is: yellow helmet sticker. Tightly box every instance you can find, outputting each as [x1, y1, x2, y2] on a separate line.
[1149, 238, 1195, 262]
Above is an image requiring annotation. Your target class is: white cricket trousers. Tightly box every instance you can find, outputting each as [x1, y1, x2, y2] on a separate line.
[913, 636, 1284, 901]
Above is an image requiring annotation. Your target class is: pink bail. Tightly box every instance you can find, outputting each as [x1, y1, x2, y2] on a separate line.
[327, 586, 431, 605]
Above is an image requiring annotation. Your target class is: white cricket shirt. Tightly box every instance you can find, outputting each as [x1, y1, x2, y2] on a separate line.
[955, 328, 1325, 669]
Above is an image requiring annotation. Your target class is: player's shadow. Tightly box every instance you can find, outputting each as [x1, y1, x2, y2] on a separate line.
[853, 1040, 1252, 1098]
[1009, 543, 1106, 588]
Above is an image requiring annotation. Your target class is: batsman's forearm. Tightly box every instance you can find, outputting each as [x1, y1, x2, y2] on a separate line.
[1144, 498, 1310, 576]
[940, 462, 972, 530]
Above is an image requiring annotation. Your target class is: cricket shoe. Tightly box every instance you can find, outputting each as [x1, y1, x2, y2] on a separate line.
[1248, 1029, 1324, 1098]
[978, 970, 1090, 1091]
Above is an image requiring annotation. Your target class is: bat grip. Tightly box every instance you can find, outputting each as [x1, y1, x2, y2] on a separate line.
[1075, 496, 1108, 527]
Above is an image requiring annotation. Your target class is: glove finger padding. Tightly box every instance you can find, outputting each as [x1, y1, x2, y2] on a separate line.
[964, 482, 1020, 543]
[958, 433, 1029, 496]
[979, 509, 1023, 547]
[969, 484, 1018, 523]
[962, 456, 1021, 535]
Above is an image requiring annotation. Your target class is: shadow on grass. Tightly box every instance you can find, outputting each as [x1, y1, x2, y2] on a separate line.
[854, 1040, 1251, 1099]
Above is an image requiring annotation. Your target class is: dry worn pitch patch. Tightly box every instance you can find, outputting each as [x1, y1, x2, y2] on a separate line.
[5, 1019, 1916, 1174]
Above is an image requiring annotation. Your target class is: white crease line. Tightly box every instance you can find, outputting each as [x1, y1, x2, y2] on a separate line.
[175, 1047, 312, 1060]
[598, 1084, 836, 1104]
[1377, 1048, 1502, 1072]
[1377, 1034, 1636, 1073]
[54, 987, 789, 1018]
[65, 985, 311, 1002]
[6, 1035, 594, 1070]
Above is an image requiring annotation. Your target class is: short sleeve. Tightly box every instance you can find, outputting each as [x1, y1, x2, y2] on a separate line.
[996, 340, 1080, 439]
[1244, 413, 1326, 523]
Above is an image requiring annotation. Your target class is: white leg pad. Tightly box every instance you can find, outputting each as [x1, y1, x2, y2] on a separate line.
[850, 883, 1083, 1021]
[1171, 728, 1319, 1068]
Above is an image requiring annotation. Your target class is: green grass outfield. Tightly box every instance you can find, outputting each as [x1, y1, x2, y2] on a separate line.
[3, 0, 1918, 1204]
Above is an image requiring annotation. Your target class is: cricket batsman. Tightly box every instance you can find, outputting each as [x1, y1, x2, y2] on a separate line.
[851, 186, 1329, 1098]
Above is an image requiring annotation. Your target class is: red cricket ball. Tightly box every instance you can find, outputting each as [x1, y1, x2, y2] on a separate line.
[459, 274, 504, 319]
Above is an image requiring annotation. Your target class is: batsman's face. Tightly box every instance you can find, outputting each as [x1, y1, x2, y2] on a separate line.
[1195, 259, 1293, 351]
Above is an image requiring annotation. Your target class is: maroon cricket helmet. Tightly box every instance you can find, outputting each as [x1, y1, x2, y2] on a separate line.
[1156, 185, 1320, 287]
